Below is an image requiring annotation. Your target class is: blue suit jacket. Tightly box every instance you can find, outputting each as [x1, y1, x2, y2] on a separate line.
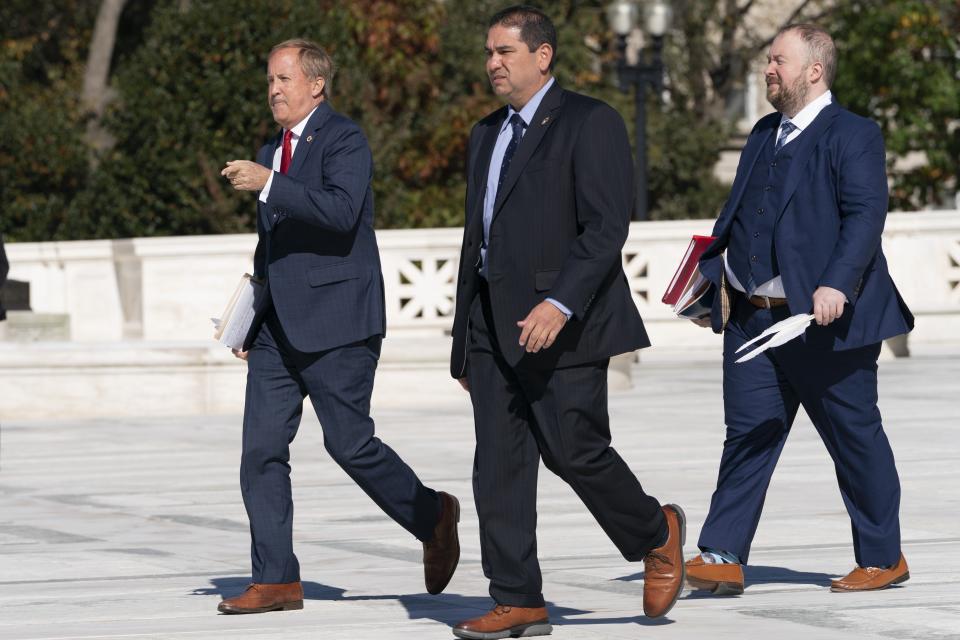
[244, 102, 386, 353]
[699, 102, 913, 350]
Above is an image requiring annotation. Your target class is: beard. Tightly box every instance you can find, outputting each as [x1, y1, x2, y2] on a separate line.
[767, 73, 809, 116]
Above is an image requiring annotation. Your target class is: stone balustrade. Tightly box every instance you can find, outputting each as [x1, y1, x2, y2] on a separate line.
[4, 211, 958, 348]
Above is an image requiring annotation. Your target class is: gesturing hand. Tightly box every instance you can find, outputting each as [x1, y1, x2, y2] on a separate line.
[221, 160, 271, 191]
[517, 301, 568, 353]
[812, 286, 846, 326]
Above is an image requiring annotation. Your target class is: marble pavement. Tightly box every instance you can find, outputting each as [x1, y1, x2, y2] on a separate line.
[1, 353, 958, 639]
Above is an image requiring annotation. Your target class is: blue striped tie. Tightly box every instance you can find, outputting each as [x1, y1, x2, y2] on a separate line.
[497, 114, 527, 194]
[775, 120, 797, 153]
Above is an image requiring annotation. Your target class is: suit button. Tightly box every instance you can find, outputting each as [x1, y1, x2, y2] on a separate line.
[753, 232, 760, 238]
[764, 185, 772, 191]
[770, 161, 777, 167]
[757, 208, 764, 215]
[751, 255, 758, 262]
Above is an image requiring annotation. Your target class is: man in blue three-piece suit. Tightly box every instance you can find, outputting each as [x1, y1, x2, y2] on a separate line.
[218, 39, 460, 614]
[686, 24, 914, 596]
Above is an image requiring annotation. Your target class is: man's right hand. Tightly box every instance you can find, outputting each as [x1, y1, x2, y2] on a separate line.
[690, 317, 712, 328]
[232, 348, 249, 361]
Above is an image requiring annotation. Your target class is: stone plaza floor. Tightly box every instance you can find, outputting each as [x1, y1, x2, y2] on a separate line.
[1, 353, 958, 639]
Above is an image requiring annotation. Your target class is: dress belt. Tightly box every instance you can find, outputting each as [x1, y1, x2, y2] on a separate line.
[747, 294, 788, 309]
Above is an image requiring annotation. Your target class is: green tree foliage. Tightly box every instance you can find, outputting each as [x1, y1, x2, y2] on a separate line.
[829, 0, 959, 210]
[8, 1, 953, 241]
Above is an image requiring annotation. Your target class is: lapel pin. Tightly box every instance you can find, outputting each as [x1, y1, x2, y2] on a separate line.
[541, 116, 551, 125]
[306, 135, 313, 143]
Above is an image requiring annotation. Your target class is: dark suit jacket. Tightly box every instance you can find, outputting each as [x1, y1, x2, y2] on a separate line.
[244, 101, 386, 353]
[0, 233, 7, 321]
[699, 102, 913, 350]
[450, 82, 649, 376]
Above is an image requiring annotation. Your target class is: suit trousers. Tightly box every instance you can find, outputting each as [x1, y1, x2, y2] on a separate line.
[241, 307, 441, 584]
[698, 293, 902, 567]
[466, 289, 666, 607]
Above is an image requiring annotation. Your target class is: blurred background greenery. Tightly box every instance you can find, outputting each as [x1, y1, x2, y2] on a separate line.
[1, 0, 957, 241]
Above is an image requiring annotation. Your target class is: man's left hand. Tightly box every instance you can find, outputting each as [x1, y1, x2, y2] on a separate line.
[517, 301, 568, 353]
[222, 160, 271, 191]
[812, 286, 846, 326]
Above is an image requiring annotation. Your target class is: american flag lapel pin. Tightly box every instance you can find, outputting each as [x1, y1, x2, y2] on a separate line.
[306, 135, 313, 143]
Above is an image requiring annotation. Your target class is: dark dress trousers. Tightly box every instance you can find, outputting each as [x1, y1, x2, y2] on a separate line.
[450, 82, 665, 608]
[241, 102, 441, 584]
[696, 102, 914, 567]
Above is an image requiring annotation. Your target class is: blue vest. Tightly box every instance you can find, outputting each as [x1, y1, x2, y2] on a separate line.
[727, 131, 799, 293]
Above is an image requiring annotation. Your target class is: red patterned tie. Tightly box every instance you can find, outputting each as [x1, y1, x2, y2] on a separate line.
[280, 129, 293, 175]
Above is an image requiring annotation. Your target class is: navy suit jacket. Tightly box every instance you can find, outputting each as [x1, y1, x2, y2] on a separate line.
[244, 101, 386, 353]
[0, 233, 7, 321]
[699, 102, 913, 350]
[450, 82, 649, 375]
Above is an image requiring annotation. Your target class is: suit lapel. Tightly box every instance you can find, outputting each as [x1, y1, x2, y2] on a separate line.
[287, 101, 333, 178]
[776, 102, 841, 221]
[492, 82, 563, 218]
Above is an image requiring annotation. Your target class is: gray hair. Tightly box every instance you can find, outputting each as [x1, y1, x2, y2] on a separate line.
[270, 38, 335, 98]
[776, 24, 837, 88]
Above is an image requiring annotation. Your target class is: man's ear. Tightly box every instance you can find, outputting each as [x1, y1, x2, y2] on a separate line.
[808, 61, 824, 85]
[312, 77, 326, 99]
[537, 43, 553, 73]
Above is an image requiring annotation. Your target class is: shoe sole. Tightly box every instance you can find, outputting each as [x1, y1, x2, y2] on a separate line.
[687, 575, 744, 596]
[646, 503, 687, 619]
[217, 599, 303, 614]
[452, 621, 552, 639]
[426, 496, 461, 595]
[830, 571, 910, 592]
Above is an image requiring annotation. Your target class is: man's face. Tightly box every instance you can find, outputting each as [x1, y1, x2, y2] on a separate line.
[764, 31, 811, 116]
[267, 48, 323, 129]
[485, 24, 551, 109]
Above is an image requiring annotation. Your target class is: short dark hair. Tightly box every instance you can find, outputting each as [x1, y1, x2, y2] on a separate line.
[775, 24, 837, 88]
[488, 5, 557, 71]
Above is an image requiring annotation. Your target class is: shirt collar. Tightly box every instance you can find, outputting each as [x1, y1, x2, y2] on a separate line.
[782, 90, 832, 132]
[285, 105, 320, 139]
[502, 77, 555, 132]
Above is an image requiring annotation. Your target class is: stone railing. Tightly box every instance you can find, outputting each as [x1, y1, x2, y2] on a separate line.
[3, 210, 958, 349]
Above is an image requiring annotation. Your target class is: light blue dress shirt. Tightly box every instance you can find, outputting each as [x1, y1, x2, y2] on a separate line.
[479, 77, 571, 318]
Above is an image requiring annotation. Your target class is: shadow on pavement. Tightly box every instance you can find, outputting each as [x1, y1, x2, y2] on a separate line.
[194, 577, 677, 626]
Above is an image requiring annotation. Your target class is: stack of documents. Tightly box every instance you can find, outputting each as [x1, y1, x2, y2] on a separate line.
[212, 274, 264, 351]
[662, 235, 716, 319]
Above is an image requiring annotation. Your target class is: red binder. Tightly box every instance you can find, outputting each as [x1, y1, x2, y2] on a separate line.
[662, 235, 716, 306]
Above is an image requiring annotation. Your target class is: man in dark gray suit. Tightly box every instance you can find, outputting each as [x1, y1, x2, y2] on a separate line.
[218, 39, 459, 614]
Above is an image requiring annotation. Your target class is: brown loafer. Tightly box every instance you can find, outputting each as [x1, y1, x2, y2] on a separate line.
[453, 604, 552, 639]
[643, 503, 686, 618]
[423, 491, 460, 594]
[217, 581, 303, 614]
[686, 554, 744, 595]
[831, 553, 909, 592]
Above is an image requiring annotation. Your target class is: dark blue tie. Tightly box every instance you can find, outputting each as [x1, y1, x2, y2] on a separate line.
[497, 114, 526, 194]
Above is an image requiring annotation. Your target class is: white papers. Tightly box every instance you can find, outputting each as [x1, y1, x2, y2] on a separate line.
[212, 274, 264, 351]
[735, 313, 814, 363]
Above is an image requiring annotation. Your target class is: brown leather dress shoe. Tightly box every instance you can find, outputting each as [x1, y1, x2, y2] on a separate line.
[453, 604, 552, 640]
[831, 553, 909, 592]
[423, 491, 460, 594]
[643, 503, 686, 618]
[217, 582, 303, 614]
[686, 554, 744, 595]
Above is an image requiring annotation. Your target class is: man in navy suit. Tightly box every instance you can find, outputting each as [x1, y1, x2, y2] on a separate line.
[218, 39, 460, 614]
[448, 7, 685, 638]
[687, 24, 914, 596]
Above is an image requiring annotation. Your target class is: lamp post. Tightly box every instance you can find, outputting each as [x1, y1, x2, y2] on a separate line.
[606, 0, 672, 221]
